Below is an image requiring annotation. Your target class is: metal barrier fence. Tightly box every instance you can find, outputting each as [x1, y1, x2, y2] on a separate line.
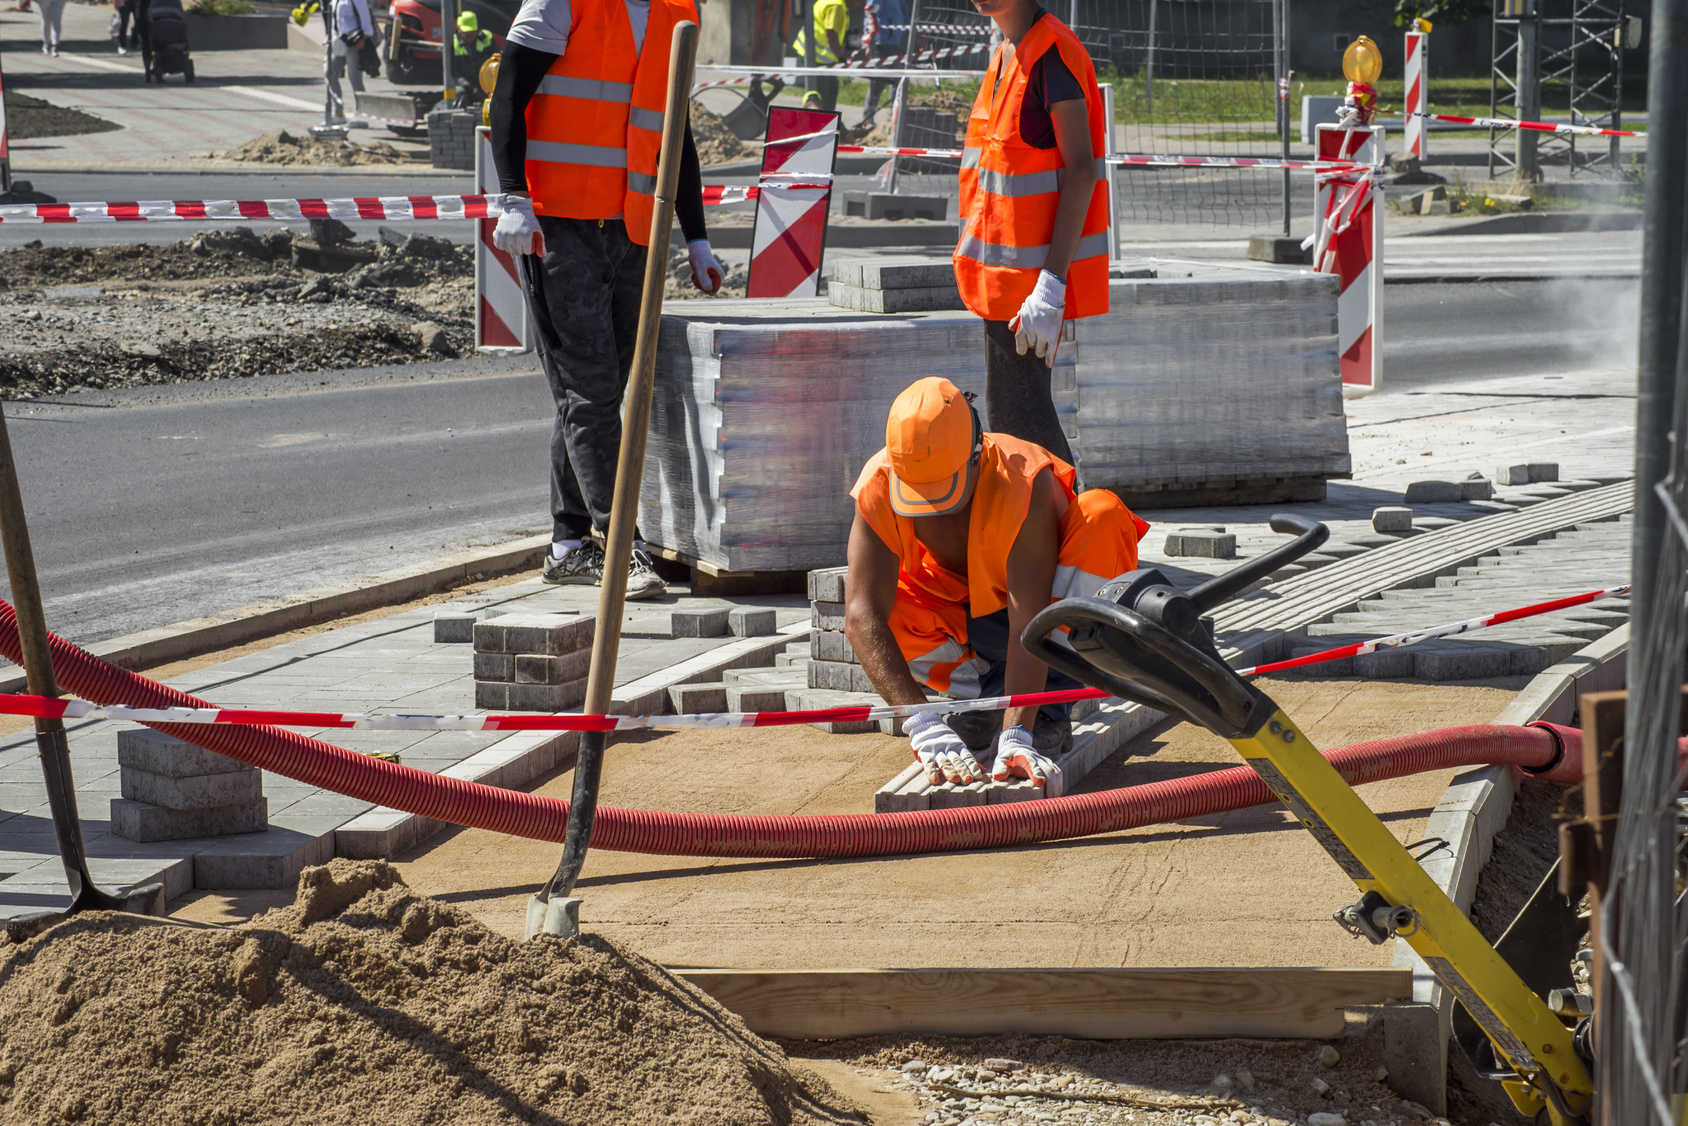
[877, 0, 1295, 227]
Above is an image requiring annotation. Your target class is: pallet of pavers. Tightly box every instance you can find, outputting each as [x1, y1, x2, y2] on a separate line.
[795, 567, 1164, 812]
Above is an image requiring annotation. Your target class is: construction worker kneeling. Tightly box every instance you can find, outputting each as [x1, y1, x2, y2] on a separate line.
[845, 378, 1149, 796]
[954, 0, 1109, 464]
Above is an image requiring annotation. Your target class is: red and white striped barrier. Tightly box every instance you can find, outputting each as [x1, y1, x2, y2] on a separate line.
[697, 61, 987, 80]
[0, 584, 1628, 734]
[1389, 109, 1638, 139]
[0, 195, 505, 223]
[1311, 123, 1385, 399]
[747, 106, 839, 299]
[473, 126, 534, 354]
[1403, 29, 1427, 162]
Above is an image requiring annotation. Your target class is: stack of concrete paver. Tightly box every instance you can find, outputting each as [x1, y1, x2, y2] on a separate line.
[111, 729, 267, 843]
[827, 259, 963, 313]
[427, 108, 477, 170]
[473, 612, 596, 711]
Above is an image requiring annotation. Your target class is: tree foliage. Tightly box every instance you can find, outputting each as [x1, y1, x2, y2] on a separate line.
[1392, 0, 1490, 28]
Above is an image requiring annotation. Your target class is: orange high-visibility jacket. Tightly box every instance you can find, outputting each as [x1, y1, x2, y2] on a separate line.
[523, 0, 697, 244]
[851, 433, 1149, 696]
[954, 15, 1110, 322]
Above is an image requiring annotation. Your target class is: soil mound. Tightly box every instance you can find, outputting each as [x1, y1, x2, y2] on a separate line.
[0, 860, 859, 1126]
[0, 90, 122, 141]
[218, 129, 409, 167]
[691, 101, 753, 166]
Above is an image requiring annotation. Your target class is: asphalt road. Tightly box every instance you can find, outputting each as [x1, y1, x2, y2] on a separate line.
[0, 277, 1637, 649]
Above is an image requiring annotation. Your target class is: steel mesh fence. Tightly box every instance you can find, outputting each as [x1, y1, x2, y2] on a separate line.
[880, 0, 1294, 226]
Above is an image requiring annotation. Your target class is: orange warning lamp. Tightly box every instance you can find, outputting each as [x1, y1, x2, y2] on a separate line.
[479, 54, 500, 96]
[1342, 36, 1383, 86]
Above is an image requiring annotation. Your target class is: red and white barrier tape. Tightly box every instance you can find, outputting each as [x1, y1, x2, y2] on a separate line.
[0, 583, 1627, 733]
[1388, 108, 1638, 139]
[697, 61, 987, 80]
[0, 194, 504, 224]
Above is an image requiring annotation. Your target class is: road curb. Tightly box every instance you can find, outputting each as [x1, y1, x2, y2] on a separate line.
[0, 534, 551, 693]
[1380, 624, 1629, 1113]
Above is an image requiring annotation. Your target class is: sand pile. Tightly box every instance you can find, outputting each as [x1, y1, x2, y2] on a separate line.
[691, 101, 753, 166]
[0, 90, 122, 142]
[218, 129, 409, 167]
[0, 861, 859, 1126]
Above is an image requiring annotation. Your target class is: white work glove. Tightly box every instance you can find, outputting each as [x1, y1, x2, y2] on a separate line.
[905, 710, 985, 787]
[992, 724, 1065, 798]
[688, 239, 724, 294]
[1008, 269, 1066, 368]
[493, 194, 543, 257]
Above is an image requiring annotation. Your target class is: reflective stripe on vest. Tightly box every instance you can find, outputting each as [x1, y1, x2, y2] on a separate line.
[975, 158, 1107, 198]
[528, 140, 628, 168]
[955, 229, 1110, 271]
[961, 146, 981, 169]
[627, 171, 658, 195]
[630, 106, 666, 133]
[537, 75, 633, 103]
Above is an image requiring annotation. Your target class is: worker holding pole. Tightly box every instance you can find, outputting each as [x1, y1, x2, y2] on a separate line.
[954, 0, 1109, 464]
[487, 0, 725, 599]
[844, 378, 1148, 795]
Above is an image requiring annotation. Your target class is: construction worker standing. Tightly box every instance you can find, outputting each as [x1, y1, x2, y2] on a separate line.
[488, 0, 725, 598]
[790, 0, 861, 111]
[844, 378, 1148, 795]
[451, 12, 495, 106]
[954, 0, 1109, 465]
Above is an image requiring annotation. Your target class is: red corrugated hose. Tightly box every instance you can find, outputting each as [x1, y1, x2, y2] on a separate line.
[0, 599, 1589, 860]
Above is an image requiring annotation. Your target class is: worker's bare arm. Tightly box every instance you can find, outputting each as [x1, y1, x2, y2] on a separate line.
[845, 512, 929, 706]
[1001, 467, 1063, 730]
[1043, 97, 1098, 282]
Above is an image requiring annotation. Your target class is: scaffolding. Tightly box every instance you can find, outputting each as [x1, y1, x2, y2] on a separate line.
[1488, 0, 1630, 180]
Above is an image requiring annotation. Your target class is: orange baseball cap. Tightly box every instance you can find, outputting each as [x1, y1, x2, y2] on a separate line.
[885, 377, 980, 517]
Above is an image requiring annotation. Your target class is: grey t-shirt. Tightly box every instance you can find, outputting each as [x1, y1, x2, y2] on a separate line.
[505, 0, 651, 56]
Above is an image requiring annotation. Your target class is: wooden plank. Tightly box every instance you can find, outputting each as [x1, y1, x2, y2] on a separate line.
[676, 967, 1413, 1040]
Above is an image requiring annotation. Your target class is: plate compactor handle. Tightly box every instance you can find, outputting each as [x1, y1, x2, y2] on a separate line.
[1021, 514, 1330, 740]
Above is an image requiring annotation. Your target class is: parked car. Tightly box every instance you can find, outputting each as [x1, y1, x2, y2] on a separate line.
[384, 0, 518, 85]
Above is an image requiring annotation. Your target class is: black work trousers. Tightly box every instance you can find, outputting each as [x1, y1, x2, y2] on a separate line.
[521, 215, 647, 542]
[982, 318, 1075, 465]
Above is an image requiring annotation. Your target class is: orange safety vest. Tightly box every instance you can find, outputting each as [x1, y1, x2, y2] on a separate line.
[954, 15, 1110, 322]
[523, 0, 696, 244]
[852, 434, 1148, 695]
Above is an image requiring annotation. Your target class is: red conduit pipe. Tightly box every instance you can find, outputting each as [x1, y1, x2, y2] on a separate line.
[0, 600, 1584, 860]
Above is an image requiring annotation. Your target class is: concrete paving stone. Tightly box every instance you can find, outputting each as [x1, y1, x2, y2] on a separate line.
[1284, 645, 1354, 677]
[515, 649, 593, 685]
[1494, 463, 1531, 486]
[1528, 462, 1560, 483]
[806, 660, 875, 693]
[111, 797, 269, 842]
[433, 610, 478, 644]
[1354, 648, 1418, 679]
[672, 607, 730, 638]
[121, 767, 263, 811]
[725, 686, 790, 713]
[988, 778, 1043, 804]
[1163, 530, 1237, 559]
[1404, 481, 1462, 503]
[474, 681, 509, 711]
[117, 728, 252, 778]
[1460, 478, 1495, 501]
[502, 679, 588, 713]
[472, 652, 515, 681]
[1412, 645, 1516, 681]
[774, 652, 809, 668]
[807, 567, 848, 603]
[930, 780, 989, 808]
[192, 826, 334, 890]
[811, 601, 846, 631]
[876, 715, 910, 738]
[723, 668, 807, 688]
[811, 629, 858, 663]
[266, 793, 376, 819]
[669, 682, 728, 713]
[729, 607, 778, 637]
[472, 613, 593, 656]
[784, 690, 882, 734]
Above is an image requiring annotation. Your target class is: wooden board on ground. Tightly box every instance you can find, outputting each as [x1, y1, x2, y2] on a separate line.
[678, 967, 1413, 1040]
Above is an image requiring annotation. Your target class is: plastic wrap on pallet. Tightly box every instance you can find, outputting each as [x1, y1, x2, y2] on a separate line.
[1070, 276, 1351, 494]
[641, 274, 1348, 573]
[641, 304, 987, 573]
